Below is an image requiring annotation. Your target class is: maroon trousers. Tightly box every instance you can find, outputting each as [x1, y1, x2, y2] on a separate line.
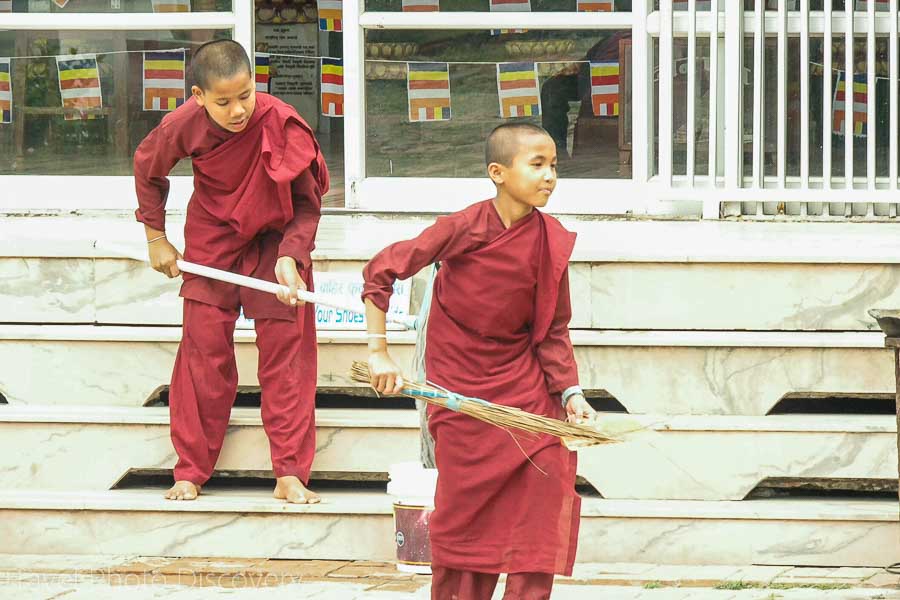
[431, 566, 554, 600]
[169, 298, 317, 486]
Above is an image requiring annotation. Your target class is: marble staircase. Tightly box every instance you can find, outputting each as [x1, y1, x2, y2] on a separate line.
[2, 212, 900, 566]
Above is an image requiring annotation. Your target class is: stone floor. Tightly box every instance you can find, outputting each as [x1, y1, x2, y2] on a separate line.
[1, 557, 899, 599]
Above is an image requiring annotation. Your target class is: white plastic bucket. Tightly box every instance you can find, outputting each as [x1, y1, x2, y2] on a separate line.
[387, 462, 438, 574]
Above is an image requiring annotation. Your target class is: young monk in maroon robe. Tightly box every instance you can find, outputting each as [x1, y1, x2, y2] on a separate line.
[362, 123, 597, 599]
[134, 39, 328, 504]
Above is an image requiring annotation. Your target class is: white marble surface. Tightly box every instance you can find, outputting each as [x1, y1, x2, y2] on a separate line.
[575, 344, 894, 415]
[0, 335, 414, 406]
[0, 490, 897, 566]
[592, 262, 900, 331]
[1, 258, 95, 323]
[577, 415, 897, 500]
[0, 408, 418, 490]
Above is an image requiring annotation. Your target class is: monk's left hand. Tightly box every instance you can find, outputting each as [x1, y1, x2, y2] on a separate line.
[565, 394, 597, 425]
[275, 256, 307, 307]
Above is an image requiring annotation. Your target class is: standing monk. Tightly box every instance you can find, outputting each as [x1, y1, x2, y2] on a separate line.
[362, 123, 596, 599]
[134, 39, 328, 504]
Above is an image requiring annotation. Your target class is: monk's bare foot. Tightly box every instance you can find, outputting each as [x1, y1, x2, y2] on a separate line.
[164, 480, 201, 501]
[274, 476, 320, 504]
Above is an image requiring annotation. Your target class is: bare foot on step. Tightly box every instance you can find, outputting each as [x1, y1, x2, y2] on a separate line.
[164, 480, 201, 501]
[274, 476, 320, 504]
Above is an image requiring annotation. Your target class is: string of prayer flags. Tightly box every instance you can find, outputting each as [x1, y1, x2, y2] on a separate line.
[407, 62, 451, 122]
[490, 0, 530, 11]
[490, 29, 528, 35]
[143, 50, 185, 112]
[150, 0, 190, 11]
[577, 0, 613, 11]
[497, 62, 540, 118]
[402, 0, 439, 11]
[0, 59, 11, 124]
[321, 57, 344, 117]
[0, 1, 11, 12]
[590, 61, 619, 117]
[317, 0, 343, 31]
[56, 54, 102, 121]
[255, 53, 270, 93]
[833, 71, 867, 137]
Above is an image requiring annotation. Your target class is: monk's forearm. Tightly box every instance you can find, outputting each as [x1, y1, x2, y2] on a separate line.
[364, 298, 388, 352]
[143, 224, 166, 242]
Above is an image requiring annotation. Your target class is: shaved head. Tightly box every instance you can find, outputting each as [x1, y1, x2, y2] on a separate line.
[191, 39, 252, 90]
[485, 123, 552, 167]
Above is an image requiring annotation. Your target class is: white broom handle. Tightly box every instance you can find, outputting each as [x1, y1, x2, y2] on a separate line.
[95, 242, 418, 330]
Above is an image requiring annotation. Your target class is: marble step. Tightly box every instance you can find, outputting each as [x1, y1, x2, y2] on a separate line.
[0, 406, 419, 491]
[1, 405, 895, 501]
[1, 325, 894, 415]
[6, 214, 900, 332]
[0, 488, 895, 567]
[576, 414, 897, 500]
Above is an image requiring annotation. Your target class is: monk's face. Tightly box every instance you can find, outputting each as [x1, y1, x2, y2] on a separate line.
[192, 70, 256, 133]
[494, 132, 558, 208]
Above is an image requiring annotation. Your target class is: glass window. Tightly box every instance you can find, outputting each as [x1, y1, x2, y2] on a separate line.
[255, 11, 344, 207]
[3, 0, 231, 13]
[0, 29, 229, 176]
[364, 29, 632, 180]
[365, 0, 630, 13]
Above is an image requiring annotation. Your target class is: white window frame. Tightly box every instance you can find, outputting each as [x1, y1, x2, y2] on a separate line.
[0, 4, 253, 213]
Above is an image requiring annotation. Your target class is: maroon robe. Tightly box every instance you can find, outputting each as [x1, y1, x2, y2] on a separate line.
[134, 92, 328, 485]
[363, 200, 581, 583]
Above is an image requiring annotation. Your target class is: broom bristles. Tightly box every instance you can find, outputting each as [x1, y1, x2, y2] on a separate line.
[350, 361, 618, 447]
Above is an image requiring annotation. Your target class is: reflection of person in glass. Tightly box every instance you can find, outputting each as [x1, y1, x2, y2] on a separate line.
[541, 31, 630, 177]
[362, 123, 596, 599]
[133, 40, 328, 506]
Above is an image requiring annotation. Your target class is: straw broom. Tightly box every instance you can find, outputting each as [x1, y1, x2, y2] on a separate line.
[351, 361, 619, 448]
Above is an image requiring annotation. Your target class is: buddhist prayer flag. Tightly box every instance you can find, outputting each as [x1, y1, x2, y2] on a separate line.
[833, 71, 867, 137]
[407, 62, 451, 122]
[0, 1, 11, 12]
[321, 57, 344, 117]
[577, 0, 612, 11]
[490, 0, 530, 11]
[56, 54, 102, 121]
[0, 59, 10, 124]
[497, 62, 540, 118]
[317, 0, 342, 31]
[255, 52, 270, 93]
[490, 29, 528, 35]
[590, 60, 619, 117]
[52, 0, 70, 7]
[151, 0, 190, 11]
[143, 50, 185, 112]
[402, 0, 439, 11]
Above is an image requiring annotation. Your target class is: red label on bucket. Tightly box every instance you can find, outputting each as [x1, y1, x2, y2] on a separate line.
[393, 503, 432, 566]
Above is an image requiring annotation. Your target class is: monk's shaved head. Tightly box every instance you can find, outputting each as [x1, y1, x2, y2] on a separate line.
[191, 39, 252, 90]
[485, 123, 552, 167]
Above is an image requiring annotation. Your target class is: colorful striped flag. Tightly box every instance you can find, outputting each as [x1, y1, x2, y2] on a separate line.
[577, 0, 612, 10]
[856, 0, 889, 10]
[490, 0, 530, 11]
[0, 1, 11, 12]
[318, 0, 342, 31]
[56, 54, 102, 121]
[833, 71, 867, 137]
[490, 29, 528, 35]
[321, 57, 343, 117]
[255, 53, 270, 93]
[150, 0, 190, 11]
[407, 62, 451, 122]
[52, 0, 70, 7]
[0, 59, 11, 124]
[143, 50, 185, 112]
[497, 62, 540, 118]
[590, 61, 619, 117]
[402, 0, 439, 11]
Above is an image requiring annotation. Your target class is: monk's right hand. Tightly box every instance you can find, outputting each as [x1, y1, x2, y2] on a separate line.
[367, 350, 405, 395]
[148, 238, 183, 279]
